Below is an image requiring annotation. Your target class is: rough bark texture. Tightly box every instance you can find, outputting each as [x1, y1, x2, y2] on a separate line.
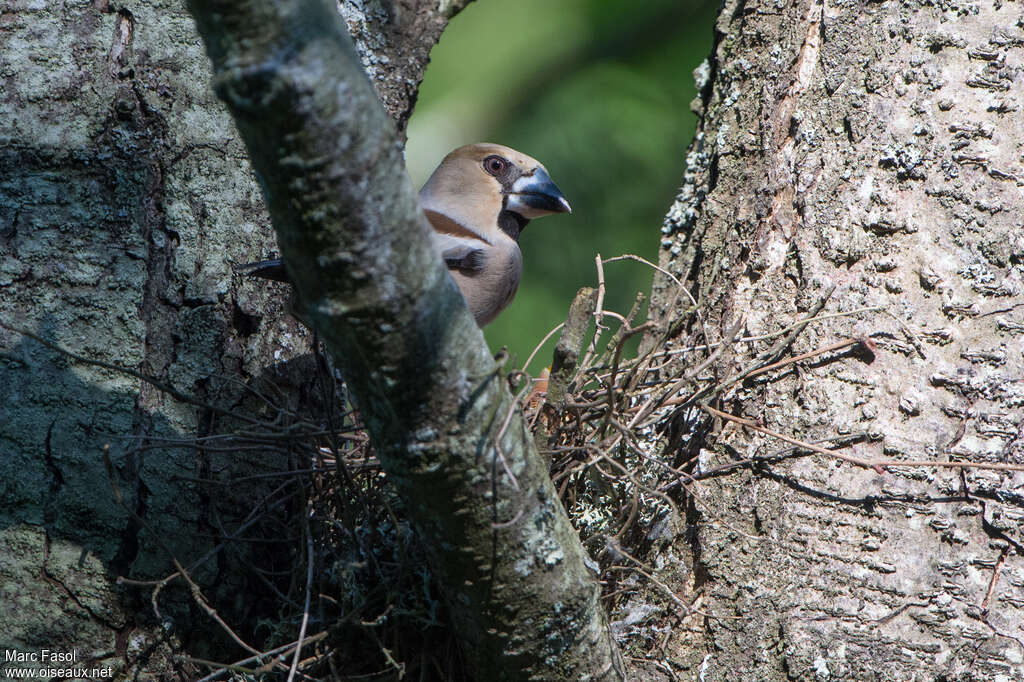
[185, 0, 624, 678]
[0, 0, 470, 677]
[652, 0, 1024, 678]
[337, 0, 476, 137]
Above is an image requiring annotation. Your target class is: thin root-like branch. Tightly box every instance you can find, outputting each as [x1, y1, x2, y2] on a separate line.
[703, 406, 1024, 474]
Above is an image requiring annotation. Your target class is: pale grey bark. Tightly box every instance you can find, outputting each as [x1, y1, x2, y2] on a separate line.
[652, 0, 1024, 679]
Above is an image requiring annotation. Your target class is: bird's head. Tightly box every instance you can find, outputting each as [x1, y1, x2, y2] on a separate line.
[419, 143, 571, 240]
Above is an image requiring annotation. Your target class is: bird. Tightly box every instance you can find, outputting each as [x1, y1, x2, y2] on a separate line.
[239, 143, 571, 327]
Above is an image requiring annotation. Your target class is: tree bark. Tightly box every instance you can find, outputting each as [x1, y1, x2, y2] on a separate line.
[0, 0, 483, 677]
[652, 0, 1024, 678]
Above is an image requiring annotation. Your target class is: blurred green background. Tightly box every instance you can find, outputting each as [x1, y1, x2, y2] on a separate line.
[405, 0, 718, 373]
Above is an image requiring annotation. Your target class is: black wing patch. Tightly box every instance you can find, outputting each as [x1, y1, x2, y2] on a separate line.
[443, 246, 486, 273]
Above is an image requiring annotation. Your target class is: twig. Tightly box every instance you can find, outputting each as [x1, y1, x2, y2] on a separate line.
[606, 559, 684, 609]
[494, 385, 530, 493]
[602, 254, 681, 288]
[544, 287, 597, 408]
[732, 336, 867, 381]
[882, 310, 928, 360]
[580, 254, 608, 372]
[626, 315, 745, 431]
[598, 294, 653, 438]
[981, 547, 1009, 612]
[521, 321, 565, 374]
[193, 632, 328, 682]
[660, 432, 877, 486]
[173, 559, 263, 656]
[287, 508, 315, 682]
[657, 306, 882, 356]
[716, 284, 836, 398]
[703, 406, 1024, 474]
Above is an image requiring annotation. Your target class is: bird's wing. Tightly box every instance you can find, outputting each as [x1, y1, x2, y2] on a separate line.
[435, 234, 487, 273]
[425, 208, 492, 274]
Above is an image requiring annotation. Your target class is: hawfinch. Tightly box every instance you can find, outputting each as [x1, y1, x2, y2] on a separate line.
[420, 143, 571, 325]
[241, 143, 571, 327]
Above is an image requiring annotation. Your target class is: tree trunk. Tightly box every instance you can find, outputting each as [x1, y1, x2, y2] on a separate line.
[0, 0, 471, 677]
[652, 0, 1024, 678]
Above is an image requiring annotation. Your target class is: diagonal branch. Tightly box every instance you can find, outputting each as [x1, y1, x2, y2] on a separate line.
[185, 0, 624, 678]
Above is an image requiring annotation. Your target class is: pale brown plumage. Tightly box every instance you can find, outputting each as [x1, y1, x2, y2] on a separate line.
[419, 143, 571, 326]
[240, 143, 570, 327]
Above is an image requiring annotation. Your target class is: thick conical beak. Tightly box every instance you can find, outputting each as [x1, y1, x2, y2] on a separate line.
[506, 168, 572, 218]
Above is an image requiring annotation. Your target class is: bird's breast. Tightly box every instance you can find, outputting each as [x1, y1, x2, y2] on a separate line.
[452, 239, 522, 327]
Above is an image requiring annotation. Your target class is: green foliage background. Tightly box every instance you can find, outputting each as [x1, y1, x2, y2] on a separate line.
[406, 0, 718, 372]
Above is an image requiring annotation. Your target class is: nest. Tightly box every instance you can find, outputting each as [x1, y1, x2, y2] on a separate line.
[192, 257, 866, 679]
[18, 253, 1018, 680]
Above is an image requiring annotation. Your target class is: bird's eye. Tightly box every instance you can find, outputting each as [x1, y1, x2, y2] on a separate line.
[483, 155, 508, 176]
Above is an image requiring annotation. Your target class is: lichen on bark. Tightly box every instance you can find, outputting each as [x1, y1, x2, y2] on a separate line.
[652, 0, 1024, 678]
[0, 0, 485, 676]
